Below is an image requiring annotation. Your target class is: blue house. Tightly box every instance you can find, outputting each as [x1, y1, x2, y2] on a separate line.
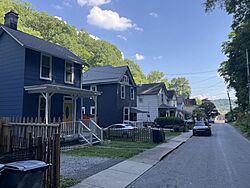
[0, 11, 99, 124]
[82, 65, 145, 127]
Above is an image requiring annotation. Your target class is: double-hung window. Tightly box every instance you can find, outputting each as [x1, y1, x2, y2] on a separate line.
[40, 54, 52, 80]
[65, 62, 74, 84]
[121, 85, 125, 99]
[130, 87, 134, 100]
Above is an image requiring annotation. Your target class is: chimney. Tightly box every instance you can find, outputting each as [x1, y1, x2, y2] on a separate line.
[4, 11, 19, 30]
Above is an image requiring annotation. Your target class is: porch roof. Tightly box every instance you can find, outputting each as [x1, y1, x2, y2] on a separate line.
[24, 84, 101, 98]
[158, 104, 177, 110]
[130, 107, 148, 114]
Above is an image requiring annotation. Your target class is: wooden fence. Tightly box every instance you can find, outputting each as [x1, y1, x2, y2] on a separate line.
[105, 128, 154, 143]
[0, 117, 60, 188]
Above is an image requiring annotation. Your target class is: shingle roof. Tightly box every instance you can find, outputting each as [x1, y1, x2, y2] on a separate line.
[137, 83, 167, 95]
[166, 90, 176, 99]
[82, 65, 135, 85]
[185, 99, 197, 106]
[177, 96, 185, 104]
[0, 25, 87, 66]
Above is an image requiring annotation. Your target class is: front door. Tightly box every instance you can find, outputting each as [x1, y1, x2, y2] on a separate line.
[63, 97, 73, 122]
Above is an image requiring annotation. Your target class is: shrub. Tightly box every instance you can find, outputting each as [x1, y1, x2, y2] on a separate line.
[154, 117, 184, 129]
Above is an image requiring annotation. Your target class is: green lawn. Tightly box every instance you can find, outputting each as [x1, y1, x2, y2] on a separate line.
[164, 130, 181, 138]
[63, 141, 158, 159]
[60, 177, 80, 188]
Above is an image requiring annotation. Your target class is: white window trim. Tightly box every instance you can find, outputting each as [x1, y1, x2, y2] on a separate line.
[90, 85, 97, 92]
[121, 85, 125, 99]
[40, 53, 52, 80]
[64, 61, 74, 84]
[123, 107, 130, 121]
[90, 106, 95, 115]
[130, 87, 134, 100]
[82, 107, 86, 115]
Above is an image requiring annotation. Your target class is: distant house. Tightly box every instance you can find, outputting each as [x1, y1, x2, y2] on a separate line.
[184, 98, 197, 115]
[177, 96, 185, 119]
[137, 83, 179, 122]
[82, 65, 145, 127]
[0, 11, 99, 123]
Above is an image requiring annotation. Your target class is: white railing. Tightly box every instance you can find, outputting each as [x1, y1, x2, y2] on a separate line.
[89, 118, 103, 143]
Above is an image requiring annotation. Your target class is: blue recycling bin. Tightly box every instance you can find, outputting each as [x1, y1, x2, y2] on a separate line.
[0, 160, 49, 188]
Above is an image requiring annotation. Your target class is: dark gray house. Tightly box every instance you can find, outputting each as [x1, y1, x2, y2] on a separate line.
[0, 11, 99, 123]
[82, 65, 141, 127]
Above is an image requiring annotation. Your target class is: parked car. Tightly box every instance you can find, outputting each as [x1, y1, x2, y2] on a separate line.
[103, 123, 137, 138]
[193, 121, 212, 136]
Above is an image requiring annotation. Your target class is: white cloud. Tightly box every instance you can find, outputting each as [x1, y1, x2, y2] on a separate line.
[54, 16, 67, 24]
[134, 25, 143, 31]
[149, 12, 159, 18]
[77, 0, 111, 7]
[135, 53, 145, 61]
[53, 5, 64, 10]
[89, 33, 100, 40]
[117, 35, 127, 41]
[87, 7, 134, 31]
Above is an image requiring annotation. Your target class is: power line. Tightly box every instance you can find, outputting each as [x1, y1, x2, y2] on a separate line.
[165, 69, 217, 76]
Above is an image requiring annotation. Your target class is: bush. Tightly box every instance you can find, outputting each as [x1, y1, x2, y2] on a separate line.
[155, 117, 184, 129]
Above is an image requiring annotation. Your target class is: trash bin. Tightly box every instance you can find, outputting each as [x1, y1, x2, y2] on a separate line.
[0, 160, 49, 188]
[152, 128, 161, 143]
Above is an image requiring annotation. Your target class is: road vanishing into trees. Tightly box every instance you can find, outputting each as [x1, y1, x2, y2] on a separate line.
[127, 124, 250, 188]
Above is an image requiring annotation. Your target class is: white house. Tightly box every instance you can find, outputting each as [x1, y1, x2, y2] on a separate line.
[136, 83, 178, 122]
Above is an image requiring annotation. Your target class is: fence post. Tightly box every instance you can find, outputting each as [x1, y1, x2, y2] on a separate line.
[53, 133, 60, 188]
[36, 136, 43, 160]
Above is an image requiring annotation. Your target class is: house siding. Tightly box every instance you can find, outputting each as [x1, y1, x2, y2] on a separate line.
[0, 32, 25, 116]
[22, 48, 82, 118]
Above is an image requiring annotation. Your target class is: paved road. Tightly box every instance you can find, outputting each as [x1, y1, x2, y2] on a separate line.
[127, 124, 250, 188]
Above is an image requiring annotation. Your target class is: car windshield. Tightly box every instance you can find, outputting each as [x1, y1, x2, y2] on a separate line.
[195, 122, 206, 126]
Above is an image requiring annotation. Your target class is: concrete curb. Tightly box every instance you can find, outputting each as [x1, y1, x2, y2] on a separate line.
[71, 131, 193, 188]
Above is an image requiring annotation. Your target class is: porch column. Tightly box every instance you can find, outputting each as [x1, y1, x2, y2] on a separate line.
[94, 96, 97, 123]
[45, 92, 49, 124]
[73, 96, 77, 134]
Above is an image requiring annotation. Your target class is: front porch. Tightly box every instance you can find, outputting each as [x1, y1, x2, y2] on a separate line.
[24, 84, 103, 144]
[158, 104, 177, 118]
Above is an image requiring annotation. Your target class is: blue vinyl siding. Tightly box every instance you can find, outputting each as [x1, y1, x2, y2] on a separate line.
[83, 83, 137, 127]
[0, 32, 25, 116]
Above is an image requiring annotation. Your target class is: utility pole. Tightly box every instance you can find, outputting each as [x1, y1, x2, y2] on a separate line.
[246, 49, 250, 128]
[227, 90, 233, 121]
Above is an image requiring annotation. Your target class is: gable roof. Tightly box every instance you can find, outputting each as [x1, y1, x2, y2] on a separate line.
[185, 98, 197, 106]
[137, 83, 167, 95]
[166, 90, 176, 99]
[82, 65, 136, 86]
[0, 25, 88, 66]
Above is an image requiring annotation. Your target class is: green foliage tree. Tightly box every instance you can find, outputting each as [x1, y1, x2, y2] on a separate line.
[204, 0, 250, 110]
[169, 77, 191, 98]
[196, 99, 220, 120]
[146, 71, 169, 88]
[195, 97, 202, 105]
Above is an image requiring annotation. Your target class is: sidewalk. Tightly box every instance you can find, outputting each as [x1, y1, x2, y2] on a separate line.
[71, 131, 193, 188]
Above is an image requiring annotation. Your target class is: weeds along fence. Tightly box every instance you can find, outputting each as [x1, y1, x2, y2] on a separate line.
[0, 117, 60, 188]
[105, 128, 154, 143]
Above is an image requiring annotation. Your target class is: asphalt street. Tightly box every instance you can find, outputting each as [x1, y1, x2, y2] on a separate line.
[127, 124, 250, 188]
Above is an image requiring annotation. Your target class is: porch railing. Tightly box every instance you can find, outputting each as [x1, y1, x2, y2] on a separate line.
[89, 118, 103, 143]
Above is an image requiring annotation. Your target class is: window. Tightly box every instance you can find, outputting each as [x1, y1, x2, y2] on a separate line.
[65, 62, 74, 84]
[121, 85, 125, 99]
[121, 75, 129, 83]
[90, 106, 95, 115]
[82, 107, 86, 115]
[130, 87, 134, 100]
[40, 54, 52, 80]
[123, 107, 130, 121]
[161, 94, 164, 104]
[90, 85, 97, 92]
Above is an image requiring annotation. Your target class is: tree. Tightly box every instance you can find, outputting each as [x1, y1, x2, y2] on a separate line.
[199, 99, 220, 120]
[169, 77, 191, 98]
[195, 97, 202, 105]
[146, 71, 169, 88]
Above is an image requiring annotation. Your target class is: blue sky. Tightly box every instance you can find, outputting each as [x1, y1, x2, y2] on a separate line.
[25, 0, 234, 99]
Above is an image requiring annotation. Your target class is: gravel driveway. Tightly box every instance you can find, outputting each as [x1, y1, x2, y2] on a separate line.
[60, 154, 123, 180]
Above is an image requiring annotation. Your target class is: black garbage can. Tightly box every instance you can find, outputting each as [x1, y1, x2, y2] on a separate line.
[0, 160, 49, 188]
[152, 128, 161, 143]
